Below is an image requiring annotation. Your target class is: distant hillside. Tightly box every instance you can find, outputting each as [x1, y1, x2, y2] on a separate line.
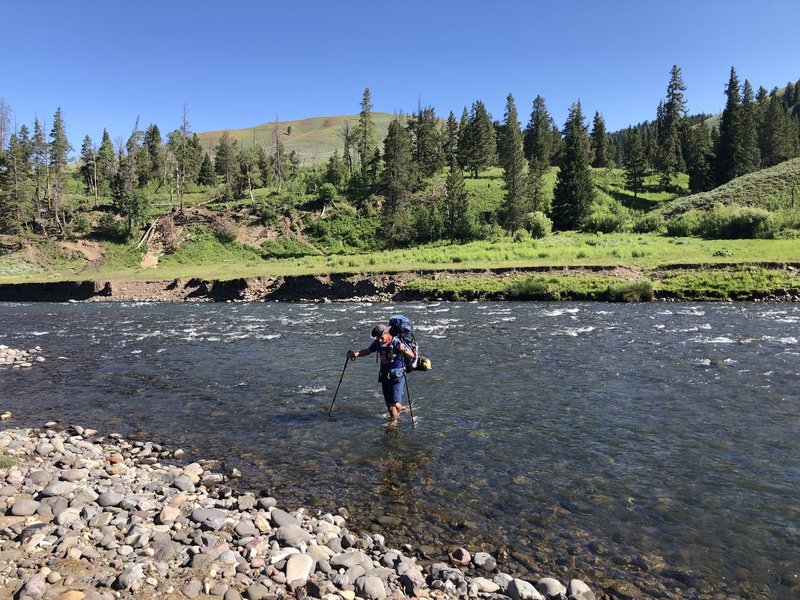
[657, 157, 800, 217]
[196, 113, 396, 166]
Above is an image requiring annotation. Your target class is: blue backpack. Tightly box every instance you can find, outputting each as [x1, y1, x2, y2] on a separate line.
[389, 315, 420, 371]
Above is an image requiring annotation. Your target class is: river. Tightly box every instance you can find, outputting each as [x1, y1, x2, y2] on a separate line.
[1, 301, 798, 598]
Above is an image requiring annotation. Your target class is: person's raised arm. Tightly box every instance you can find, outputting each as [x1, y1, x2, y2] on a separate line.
[347, 347, 373, 360]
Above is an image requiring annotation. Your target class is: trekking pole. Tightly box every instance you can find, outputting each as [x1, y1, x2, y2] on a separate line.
[403, 372, 416, 429]
[328, 356, 351, 417]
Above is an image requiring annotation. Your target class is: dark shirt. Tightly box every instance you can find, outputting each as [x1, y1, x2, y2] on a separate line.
[368, 336, 409, 373]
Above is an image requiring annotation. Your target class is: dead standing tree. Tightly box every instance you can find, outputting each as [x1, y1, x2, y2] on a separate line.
[272, 118, 285, 193]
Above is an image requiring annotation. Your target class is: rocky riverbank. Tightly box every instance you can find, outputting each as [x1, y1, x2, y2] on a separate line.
[0, 425, 596, 600]
[0, 263, 798, 303]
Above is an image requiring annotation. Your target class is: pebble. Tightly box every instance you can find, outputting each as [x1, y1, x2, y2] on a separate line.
[0, 425, 599, 600]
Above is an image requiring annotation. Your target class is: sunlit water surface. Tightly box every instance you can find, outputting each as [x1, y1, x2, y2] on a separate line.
[1, 302, 798, 598]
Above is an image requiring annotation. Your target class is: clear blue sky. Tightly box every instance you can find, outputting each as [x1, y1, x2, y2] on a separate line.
[3, 0, 798, 154]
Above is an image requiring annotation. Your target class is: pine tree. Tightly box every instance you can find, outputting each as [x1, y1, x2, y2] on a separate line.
[324, 150, 348, 190]
[442, 111, 460, 167]
[79, 135, 98, 202]
[463, 100, 497, 178]
[96, 129, 116, 196]
[552, 102, 594, 230]
[759, 94, 792, 166]
[339, 122, 355, 176]
[113, 119, 141, 213]
[456, 107, 469, 172]
[590, 111, 610, 168]
[523, 96, 555, 166]
[624, 129, 648, 198]
[31, 117, 49, 213]
[524, 96, 555, 214]
[656, 65, 687, 189]
[48, 107, 71, 232]
[6, 125, 32, 193]
[407, 105, 444, 179]
[381, 116, 415, 245]
[180, 133, 204, 185]
[794, 81, 800, 110]
[497, 94, 529, 232]
[442, 165, 473, 240]
[716, 67, 743, 185]
[0, 127, 35, 234]
[143, 124, 164, 184]
[354, 88, 376, 177]
[739, 80, 761, 174]
[684, 120, 715, 193]
[214, 132, 239, 191]
[197, 153, 216, 185]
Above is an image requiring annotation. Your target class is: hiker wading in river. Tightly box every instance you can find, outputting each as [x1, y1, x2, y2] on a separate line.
[348, 324, 415, 421]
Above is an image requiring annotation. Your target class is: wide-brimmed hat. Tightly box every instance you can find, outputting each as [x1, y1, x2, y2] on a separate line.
[371, 324, 389, 338]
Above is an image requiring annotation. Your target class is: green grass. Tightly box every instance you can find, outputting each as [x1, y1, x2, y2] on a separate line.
[404, 265, 796, 302]
[157, 228, 265, 269]
[658, 157, 800, 217]
[1, 232, 798, 284]
[405, 274, 656, 301]
[655, 267, 800, 300]
[593, 168, 689, 211]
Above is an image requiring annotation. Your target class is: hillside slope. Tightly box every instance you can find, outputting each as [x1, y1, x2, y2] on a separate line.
[196, 113, 395, 165]
[657, 157, 800, 216]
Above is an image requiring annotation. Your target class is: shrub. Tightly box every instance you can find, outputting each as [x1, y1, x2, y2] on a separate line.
[633, 212, 665, 234]
[604, 280, 654, 302]
[524, 211, 552, 239]
[260, 237, 314, 258]
[479, 224, 505, 241]
[513, 229, 532, 243]
[583, 206, 629, 234]
[95, 213, 126, 241]
[255, 200, 281, 227]
[67, 214, 92, 238]
[764, 209, 800, 235]
[665, 210, 703, 237]
[305, 204, 380, 252]
[506, 277, 563, 300]
[699, 204, 772, 239]
[318, 182, 337, 202]
[212, 219, 238, 244]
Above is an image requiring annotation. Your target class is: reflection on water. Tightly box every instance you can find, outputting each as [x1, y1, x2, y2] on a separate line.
[1, 301, 799, 598]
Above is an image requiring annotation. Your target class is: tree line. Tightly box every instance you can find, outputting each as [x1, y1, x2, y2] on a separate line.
[612, 68, 800, 196]
[1, 65, 798, 249]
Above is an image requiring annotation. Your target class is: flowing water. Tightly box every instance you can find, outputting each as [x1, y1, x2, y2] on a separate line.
[1, 301, 798, 598]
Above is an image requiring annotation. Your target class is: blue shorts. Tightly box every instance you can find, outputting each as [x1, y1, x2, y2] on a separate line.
[380, 370, 405, 408]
